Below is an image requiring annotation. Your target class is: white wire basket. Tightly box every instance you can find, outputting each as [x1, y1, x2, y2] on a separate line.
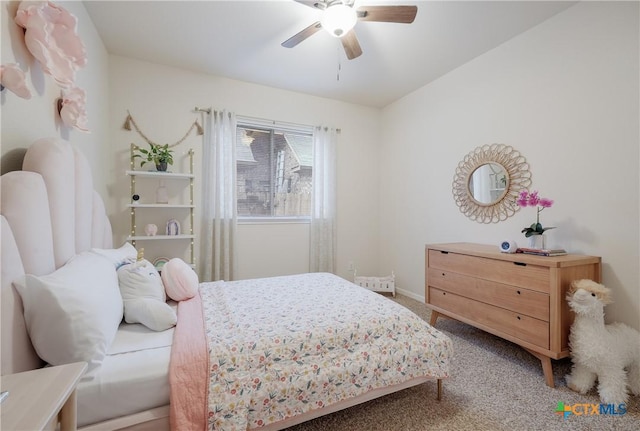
[354, 271, 395, 297]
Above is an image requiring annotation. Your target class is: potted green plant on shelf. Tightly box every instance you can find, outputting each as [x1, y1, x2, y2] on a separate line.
[133, 143, 174, 172]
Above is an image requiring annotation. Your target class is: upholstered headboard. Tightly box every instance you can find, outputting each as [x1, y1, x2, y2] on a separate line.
[1, 138, 113, 375]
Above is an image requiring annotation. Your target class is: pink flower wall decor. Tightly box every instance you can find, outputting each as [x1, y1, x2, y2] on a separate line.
[15, 1, 87, 88]
[0, 63, 32, 99]
[59, 86, 89, 133]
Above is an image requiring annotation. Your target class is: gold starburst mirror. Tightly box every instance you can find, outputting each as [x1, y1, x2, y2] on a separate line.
[452, 144, 532, 223]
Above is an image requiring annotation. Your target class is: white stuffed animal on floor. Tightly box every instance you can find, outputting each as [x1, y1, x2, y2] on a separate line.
[565, 279, 640, 405]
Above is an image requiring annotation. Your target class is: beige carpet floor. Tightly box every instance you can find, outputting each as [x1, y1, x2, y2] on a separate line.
[285, 293, 639, 431]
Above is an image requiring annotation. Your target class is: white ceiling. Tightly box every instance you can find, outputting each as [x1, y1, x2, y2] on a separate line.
[84, 0, 576, 108]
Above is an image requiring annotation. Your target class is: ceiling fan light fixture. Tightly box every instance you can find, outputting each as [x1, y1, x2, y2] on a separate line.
[321, 4, 357, 38]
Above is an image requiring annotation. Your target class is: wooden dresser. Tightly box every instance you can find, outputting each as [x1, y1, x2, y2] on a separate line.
[425, 242, 601, 387]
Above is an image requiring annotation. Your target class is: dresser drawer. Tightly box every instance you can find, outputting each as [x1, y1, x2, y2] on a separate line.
[429, 271, 549, 321]
[428, 269, 475, 293]
[430, 287, 550, 349]
[428, 249, 550, 293]
[475, 279, 549, 321]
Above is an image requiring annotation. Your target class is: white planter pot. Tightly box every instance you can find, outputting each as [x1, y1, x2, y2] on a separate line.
[527, 234, 546, 250]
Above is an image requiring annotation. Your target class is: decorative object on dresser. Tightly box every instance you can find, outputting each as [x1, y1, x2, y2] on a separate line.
[517, 189, 555, 250]
[516, 247, 567, 257]
[425, 242, 601, 387]
[452, 144, 532, 224]
[498, 239, 517, 253]
[565, 279, 640, 405]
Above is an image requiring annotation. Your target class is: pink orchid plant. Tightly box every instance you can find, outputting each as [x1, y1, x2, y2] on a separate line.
[15, 1, 87, 88]
[517, 190, 554, 237]
[0, 63, 32, 99]
[59, 86, 89, 132]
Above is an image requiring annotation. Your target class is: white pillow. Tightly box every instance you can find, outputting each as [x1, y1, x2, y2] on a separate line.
[161, 258, 198, 301]
[91, 242, 137, 269]
[117, 259, 177, 331]
[13, 252, 123, 372]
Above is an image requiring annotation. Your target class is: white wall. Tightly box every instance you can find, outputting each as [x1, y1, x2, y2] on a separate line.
[380, 1, 640, 330]
[0, 1, 110, 195]
[108, 56, 382, 282]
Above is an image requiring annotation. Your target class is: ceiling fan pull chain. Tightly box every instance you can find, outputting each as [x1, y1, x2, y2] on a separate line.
[337, 46, 342, 82]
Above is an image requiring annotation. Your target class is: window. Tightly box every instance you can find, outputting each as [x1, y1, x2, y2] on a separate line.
[236, 119, 313, 220]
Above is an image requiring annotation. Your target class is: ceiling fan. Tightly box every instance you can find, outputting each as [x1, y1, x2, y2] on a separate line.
[282, 0, 417, 60]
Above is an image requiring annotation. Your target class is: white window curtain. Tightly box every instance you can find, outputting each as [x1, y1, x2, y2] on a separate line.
[200, 110, 237, 281]
[310, 126, 337, 273]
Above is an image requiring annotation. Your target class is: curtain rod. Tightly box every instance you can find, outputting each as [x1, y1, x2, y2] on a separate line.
[193, 108, 340, 133]
[238, 114, 341, 134]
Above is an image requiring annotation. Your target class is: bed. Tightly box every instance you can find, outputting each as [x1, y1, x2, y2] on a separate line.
[1, 138, 453, 431]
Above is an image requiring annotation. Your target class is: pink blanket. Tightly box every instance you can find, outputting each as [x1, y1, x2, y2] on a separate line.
[169, 292, 208, 431]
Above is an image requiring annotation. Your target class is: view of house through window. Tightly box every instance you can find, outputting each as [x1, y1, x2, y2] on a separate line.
[236, 122, 313, 218]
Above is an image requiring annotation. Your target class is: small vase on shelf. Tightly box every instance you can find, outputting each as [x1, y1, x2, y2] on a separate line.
[156, 180, 169, 204]
[527, 234, 546, 250]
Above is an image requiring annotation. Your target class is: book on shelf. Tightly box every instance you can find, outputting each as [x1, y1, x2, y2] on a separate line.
[515, 247, 568, 256]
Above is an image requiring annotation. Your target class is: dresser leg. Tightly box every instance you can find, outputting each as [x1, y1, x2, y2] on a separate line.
[524, 348, 555, 388]
[429, 310, 440, 326]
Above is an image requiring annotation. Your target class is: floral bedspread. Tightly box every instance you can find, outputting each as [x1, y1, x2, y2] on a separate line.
[197, 273, 452, 430]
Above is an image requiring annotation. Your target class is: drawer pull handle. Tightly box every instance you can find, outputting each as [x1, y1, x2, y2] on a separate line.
[517, 290, 521, 295]
[514, 262, 527, 267]
[442, 272, 445, 276]
[440, 251, 449, 254]
[517, 316, 521, 320]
